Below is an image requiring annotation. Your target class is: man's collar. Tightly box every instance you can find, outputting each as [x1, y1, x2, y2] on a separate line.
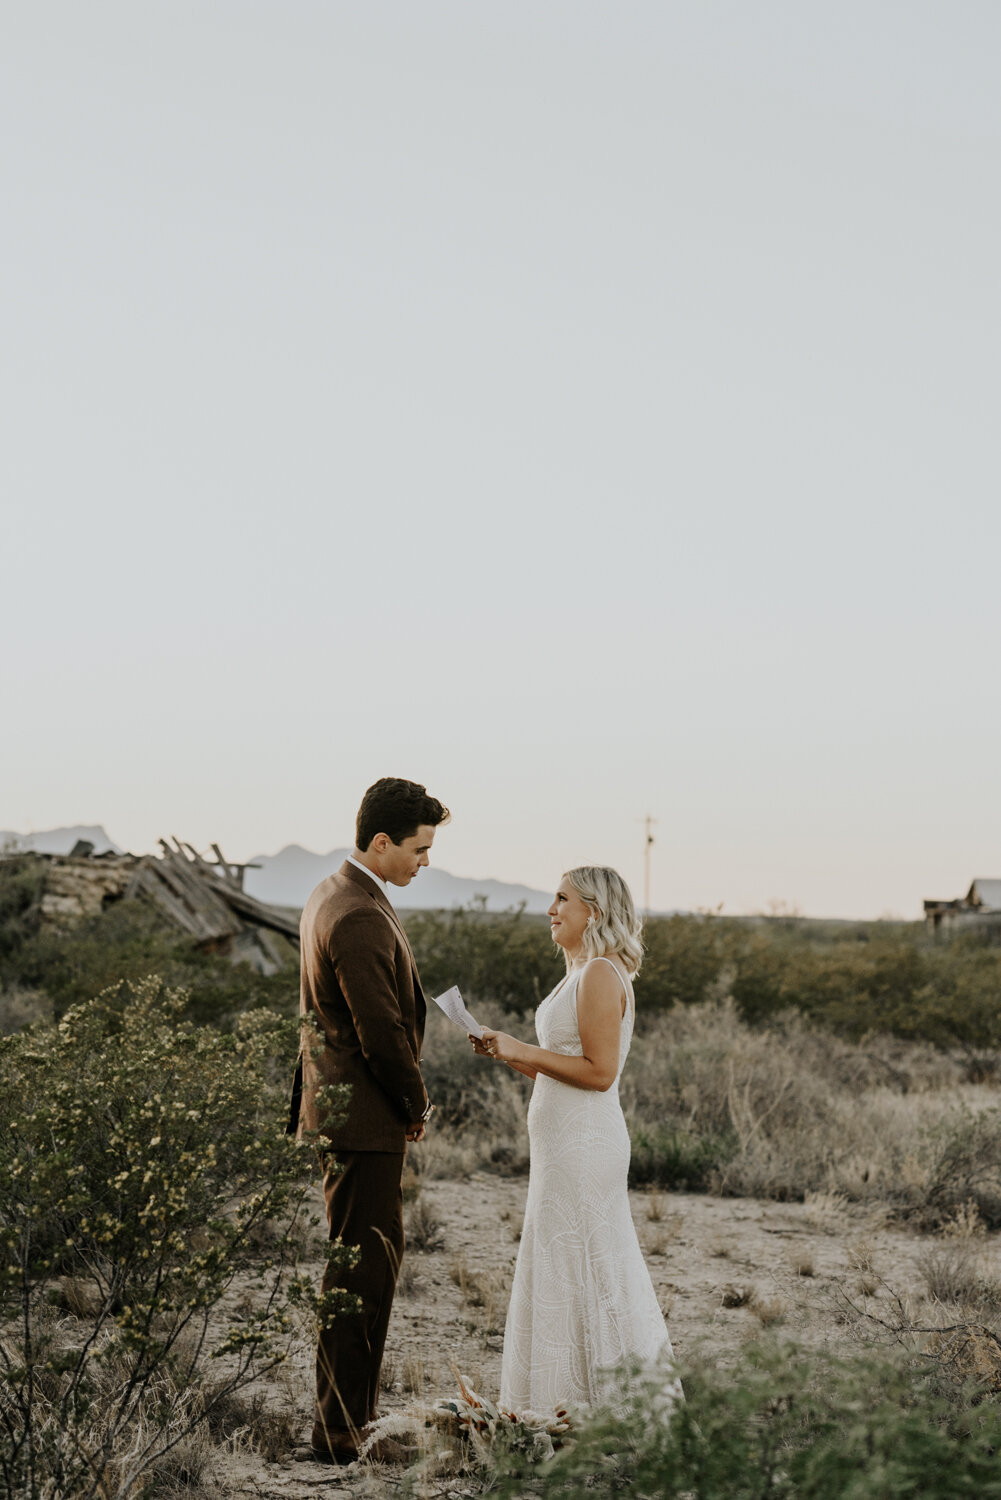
[347, 854, 391, 899]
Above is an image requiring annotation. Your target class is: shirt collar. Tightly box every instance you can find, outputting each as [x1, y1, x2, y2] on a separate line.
[347, 854, 391, 900]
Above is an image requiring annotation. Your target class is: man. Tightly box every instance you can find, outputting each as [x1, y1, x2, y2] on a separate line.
[288, 776, 450, 1464]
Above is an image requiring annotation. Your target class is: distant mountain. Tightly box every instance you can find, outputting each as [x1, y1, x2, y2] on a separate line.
[243, 844, 553, 913]
[0, 824, 123, 855]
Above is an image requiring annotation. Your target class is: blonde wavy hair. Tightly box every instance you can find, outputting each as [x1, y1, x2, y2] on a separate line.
[561, 865, 644, 977]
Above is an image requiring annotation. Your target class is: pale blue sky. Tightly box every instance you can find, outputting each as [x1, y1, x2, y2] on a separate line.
[2, 2, 999, 917]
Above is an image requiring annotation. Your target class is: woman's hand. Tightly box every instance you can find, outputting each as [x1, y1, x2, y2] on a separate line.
[477, 1028, 521, 1064]
[470, 1028, 540, 1082]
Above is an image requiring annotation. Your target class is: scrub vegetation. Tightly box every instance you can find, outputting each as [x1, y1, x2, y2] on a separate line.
[3, 864, 1001, 1497]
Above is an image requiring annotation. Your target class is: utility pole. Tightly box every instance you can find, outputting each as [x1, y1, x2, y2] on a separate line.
[641, 814, 656, 916]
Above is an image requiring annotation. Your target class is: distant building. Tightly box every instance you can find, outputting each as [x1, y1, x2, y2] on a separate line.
[924, 878, 1001, 938]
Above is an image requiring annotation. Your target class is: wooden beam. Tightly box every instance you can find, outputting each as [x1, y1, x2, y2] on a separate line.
[214, 883, 301, 942]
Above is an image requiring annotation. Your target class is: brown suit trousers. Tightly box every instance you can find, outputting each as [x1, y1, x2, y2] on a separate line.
[313, 1150, 404, 1441]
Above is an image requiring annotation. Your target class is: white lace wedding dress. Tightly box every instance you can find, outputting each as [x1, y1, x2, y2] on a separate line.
[500, 957, 679, 1414]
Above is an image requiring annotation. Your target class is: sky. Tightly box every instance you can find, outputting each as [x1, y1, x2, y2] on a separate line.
[2, 1, 999, 918]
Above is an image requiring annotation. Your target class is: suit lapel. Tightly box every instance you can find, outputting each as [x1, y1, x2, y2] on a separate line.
[340, 862, 423, 994]
[372, 885, 417, 963]
[376, 891, 425, 999]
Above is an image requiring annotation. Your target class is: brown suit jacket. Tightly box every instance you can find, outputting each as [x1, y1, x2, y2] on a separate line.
[287, 861, 429, 1153]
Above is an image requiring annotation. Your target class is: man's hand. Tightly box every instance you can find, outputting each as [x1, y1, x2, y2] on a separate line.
[406, 1099, 433, 1142]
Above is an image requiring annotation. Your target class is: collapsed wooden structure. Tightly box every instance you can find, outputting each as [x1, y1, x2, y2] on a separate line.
[17, 838, 299, 974]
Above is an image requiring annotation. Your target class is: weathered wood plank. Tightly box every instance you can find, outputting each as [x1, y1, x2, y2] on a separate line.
[214, 883, 301, 942]
[209, 843, 240, 889]
[161, 848, 234, 918]
[149, 853, 240, 939]
[129, 865, 220, 939]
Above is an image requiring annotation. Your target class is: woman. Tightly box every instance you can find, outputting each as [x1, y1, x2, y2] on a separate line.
[471, 865, 678, 1415]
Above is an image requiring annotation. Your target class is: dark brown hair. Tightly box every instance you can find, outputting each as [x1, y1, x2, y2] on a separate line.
[355, 777, 450, 851]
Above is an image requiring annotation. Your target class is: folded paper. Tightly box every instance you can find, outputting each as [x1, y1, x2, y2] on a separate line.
[431, 984, 483, 1039]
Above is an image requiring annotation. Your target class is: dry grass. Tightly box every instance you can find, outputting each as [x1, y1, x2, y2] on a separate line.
[803, 1190, 850, 1228]
[942, 1201, 986, 1240]
[401, 1353, 425, 1393]
[396, 1254, 422, 1297]
[148, 1427, 215, 1497]
[449, 1253, 508, 1335]
[750, 1294, 786, 1327]
[620, 1002, 1001, 1226]
[849, 1239, 877, 1273]
[195, 1384, 300, 1462]
[449, 1253, 484, 1304]
[926, 1324, 1001, 1395]
[405, 1192, 444, 1253]
[401, 1353, 440, 1395]
[418, 1133, 483, 1182]
[643, 1227, 672, 1258]
[47, 1275, 99, 1319]
[238, 1405, 300, 1463]
[918, 1242, 982, 1306]
[640, 1200, 684, 1258]
[915, 1241, 1001, 1314]
[645, 1190, 669, 1222]
[421, 999, 1001, 1229]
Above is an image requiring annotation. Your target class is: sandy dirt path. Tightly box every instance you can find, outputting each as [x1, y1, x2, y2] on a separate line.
[218, 1173, 956, 1498]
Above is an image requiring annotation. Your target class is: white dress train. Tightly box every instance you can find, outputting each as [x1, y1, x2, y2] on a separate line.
[500, 957, 679, 1414]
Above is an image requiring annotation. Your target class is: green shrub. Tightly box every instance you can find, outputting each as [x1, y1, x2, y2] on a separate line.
[0, 854, 46, 961]
[405, 903, 1001, 1056]
[628, 1125, 736, 1192]
[405, 903, 562, 1014]
[490, 1342, 1001, 1498]
[637, 913, 730, 1009]
[0, 897, 298, 1029]
[5, 868, 1001, 1056]
[0, 978, 351, 1500]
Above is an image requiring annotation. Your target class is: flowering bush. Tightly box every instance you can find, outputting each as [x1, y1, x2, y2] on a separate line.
[0, 977, 352, 1500]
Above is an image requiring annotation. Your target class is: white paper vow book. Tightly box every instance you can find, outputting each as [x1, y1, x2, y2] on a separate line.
[431, 985, 483, 1039]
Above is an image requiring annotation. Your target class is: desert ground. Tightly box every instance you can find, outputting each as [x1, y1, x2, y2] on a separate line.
[214, 1170, 983, 1499]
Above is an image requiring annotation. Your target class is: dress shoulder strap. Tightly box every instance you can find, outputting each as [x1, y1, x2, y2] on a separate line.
[585, 955, 633, 1015]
